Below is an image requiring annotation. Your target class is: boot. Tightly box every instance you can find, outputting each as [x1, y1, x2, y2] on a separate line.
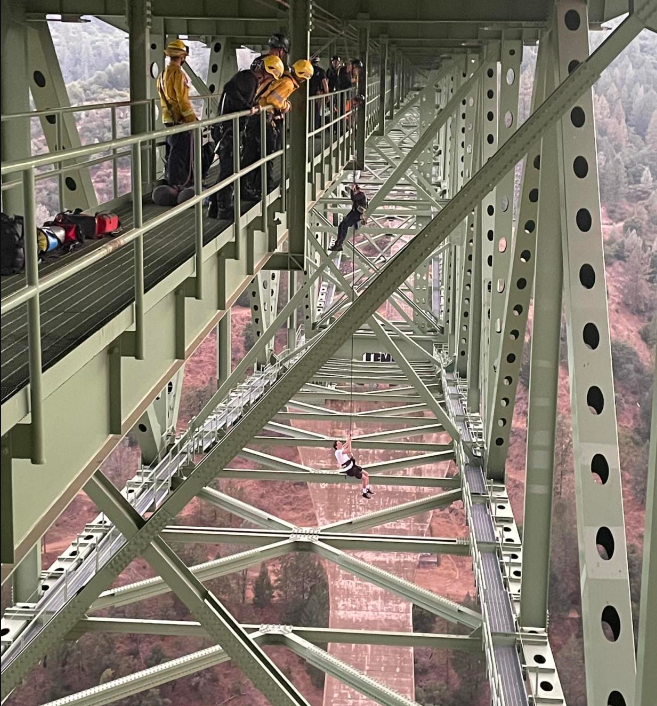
[328, 241, 343, 252]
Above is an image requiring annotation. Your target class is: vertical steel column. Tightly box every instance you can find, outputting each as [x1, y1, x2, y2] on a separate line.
[377, 36, 388, 136]
[456, 56, 480, 378]
[486, 39, 522, 420]
[27, 24, 97, 210]
[287, 271, 297, 350]
[519, 39, 561, 628]
[388, 47, 396, 119]
[218, 312, 231, 388]
[12, 542, 41, 604]
[486, 33, 549, 477]
[356, 25, 370, 170]
[0, 435, 13, 563]
[555, 2, 636, 703]
[478, 46, 499, 415]
[127, 0, 152, 180]
[1, 2, 33, 215]
[636, 355, 657, 706]
[287, 0, 311, 259]
[467, 157, 483, 413]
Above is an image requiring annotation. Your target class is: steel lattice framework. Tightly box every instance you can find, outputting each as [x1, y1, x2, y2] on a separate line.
[1, 1, 656, 705]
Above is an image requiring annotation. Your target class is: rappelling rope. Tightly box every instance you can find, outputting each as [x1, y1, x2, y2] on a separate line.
[349, 244, 356, 437]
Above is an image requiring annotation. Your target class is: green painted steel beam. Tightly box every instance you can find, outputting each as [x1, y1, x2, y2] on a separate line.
[238, 447, 316, 473]
[278, 405, 439, 420]
[311, 542, 481, 628]
[84, 472, 309, 706]
[283, 632, 418, 706]
[161, 526, 469, 554]
[197, 486, 296, 530]
[518, 31, 560, 630]
[320, 488, 461, 534]
[287, 0, 311, 258]
[41, 640, 243, 706]
[636, 355, 657, 706]
[247, 437, 452, 452]
[277, 626, 480, 650]
[216, 467, 459, 488]
[553, 4, 638, 702]
[73, 617, 482, 651]
[92, 538, 297, 611]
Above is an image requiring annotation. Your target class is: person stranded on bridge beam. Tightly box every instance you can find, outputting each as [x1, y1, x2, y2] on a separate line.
[329, 182, 367, 252]
[241, 58, 314, 201]
[207, 55, 285, 220]
[251, 32, 292, 72]
[156, 39, 198, 189]
[334, 433, 373, 499]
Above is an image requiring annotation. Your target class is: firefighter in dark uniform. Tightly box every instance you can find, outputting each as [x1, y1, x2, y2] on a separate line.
[329, 183, 367, 252]
[251, 33, 291, 71]
[326, 55, 342, 92]
[207, 56, 284, 220]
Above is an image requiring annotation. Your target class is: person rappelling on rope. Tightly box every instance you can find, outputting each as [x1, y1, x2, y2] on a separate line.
[333, 433, 373, 499]
[329, 183, 367, 252]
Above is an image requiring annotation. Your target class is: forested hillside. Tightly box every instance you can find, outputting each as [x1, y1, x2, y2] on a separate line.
[11, 15, 657, 706]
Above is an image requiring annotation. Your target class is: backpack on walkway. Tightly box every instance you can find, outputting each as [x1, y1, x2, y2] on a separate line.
[0, 213, 25, 275]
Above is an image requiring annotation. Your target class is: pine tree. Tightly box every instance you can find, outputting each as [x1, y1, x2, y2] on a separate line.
[253, 563, 274, 608]
[300, 580, 329, 627]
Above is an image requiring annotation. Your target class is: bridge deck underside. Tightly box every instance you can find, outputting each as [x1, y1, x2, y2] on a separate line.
[0, 164, 282, 404]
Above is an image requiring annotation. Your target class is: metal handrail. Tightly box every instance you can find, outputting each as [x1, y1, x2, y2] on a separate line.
[0, 88, 360, 464]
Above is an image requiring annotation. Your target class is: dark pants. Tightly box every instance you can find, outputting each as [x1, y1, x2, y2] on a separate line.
[336, 210, 361, 245]
[165, 132, 193, 187]
[242, 116, 279, 196]
[209, 128, 235, 213]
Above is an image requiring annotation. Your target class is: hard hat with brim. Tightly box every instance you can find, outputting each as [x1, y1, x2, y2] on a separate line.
[292, 59, 314, 81]
[165, 39, 189, 57]
[262, 55, 285, 80]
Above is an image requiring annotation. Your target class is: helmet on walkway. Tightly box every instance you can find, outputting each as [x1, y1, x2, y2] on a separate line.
[262, 55, 285, 79]
[311, 55, 321, 65]
[268, 33, 291, 52]
[292, 59, 314, 81]
[165, 39, 189, 57]
[351, 58, 363, 69]
[331, 55, 341, 63]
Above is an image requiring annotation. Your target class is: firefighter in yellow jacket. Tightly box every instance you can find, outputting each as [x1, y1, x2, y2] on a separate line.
[157, 39, 198, 187]
[242, 59, 313, 198]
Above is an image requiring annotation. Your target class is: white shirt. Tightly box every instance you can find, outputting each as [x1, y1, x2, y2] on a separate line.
[335, 449, 353, 468]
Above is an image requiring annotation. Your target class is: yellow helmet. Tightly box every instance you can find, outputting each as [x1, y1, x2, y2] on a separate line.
[262, 55, 285, 80]
[292, 59, 313, 81]
[165, 39, 189, 57]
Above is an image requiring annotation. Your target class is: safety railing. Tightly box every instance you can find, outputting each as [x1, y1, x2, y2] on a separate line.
[0, 89, 358, 464]
[0, 93, 220, 211]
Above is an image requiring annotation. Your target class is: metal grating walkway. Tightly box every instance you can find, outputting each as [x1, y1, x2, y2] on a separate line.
[0, 161, 284, 404]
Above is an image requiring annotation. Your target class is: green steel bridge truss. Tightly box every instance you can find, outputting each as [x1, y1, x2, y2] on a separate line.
[1, 1, 656, 705]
